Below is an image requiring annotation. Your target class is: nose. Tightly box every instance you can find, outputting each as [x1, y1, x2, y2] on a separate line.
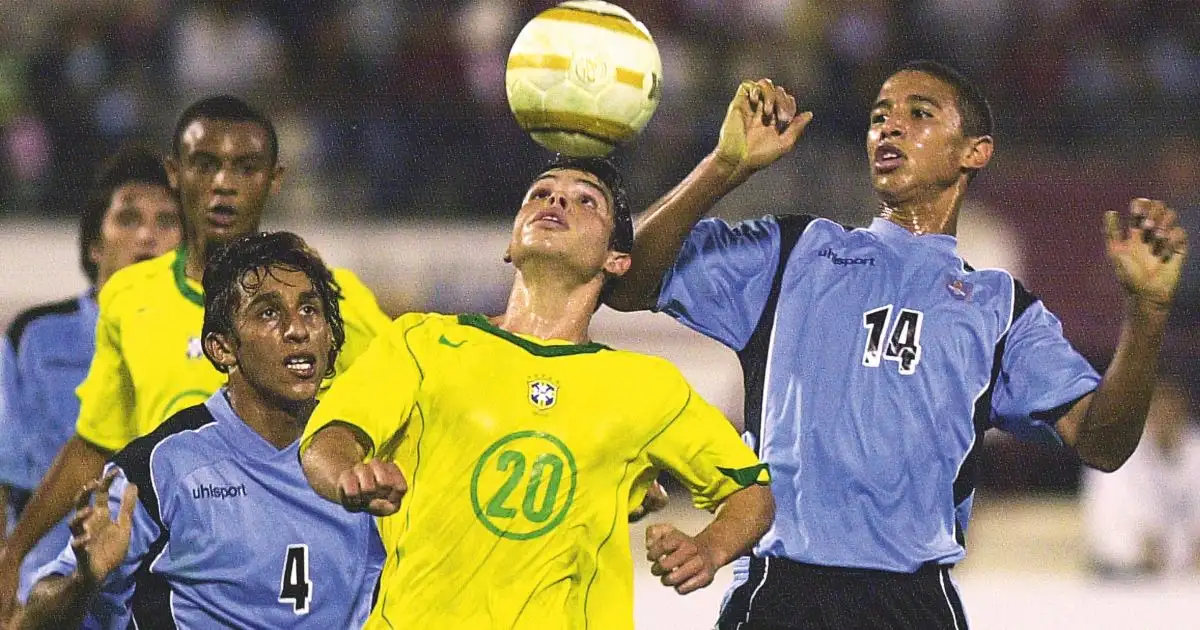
[282, 311, 310, 343]
[135, 222, 156, 247]
[547, 190, 568, 210]
[881, 118, 904, 139]
[212, 165, 237, 195]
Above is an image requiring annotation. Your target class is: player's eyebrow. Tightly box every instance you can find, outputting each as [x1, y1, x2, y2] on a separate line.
[908, 94, 943, 109]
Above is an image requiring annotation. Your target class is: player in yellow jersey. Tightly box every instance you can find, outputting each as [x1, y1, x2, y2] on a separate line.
[0, 96, 391, 619]
[300, 156, 776, 630]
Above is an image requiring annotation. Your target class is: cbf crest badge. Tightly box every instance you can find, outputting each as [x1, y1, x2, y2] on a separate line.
[186, 336, 204, 359]
[528, 378, 558, 411]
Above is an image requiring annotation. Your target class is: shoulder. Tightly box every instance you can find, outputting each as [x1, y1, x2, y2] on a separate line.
[5, 296, 83, 351]
[597, 347, 690, 390]
[111, 403, 221, 522]
[98, 251, 177, 312]
[961, 264, 1040, 322]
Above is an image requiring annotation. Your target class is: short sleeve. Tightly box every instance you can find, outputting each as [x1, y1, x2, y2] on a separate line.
[644, 377, 768, 512]
[302, 318, 423, 459]
[655, 217, 782, 351]
[991, 300, 1101, 445]
[329, 268, 392, 377]
[31, 464, 161, 629]
[74, 290, 136, 453]
[0, 336, 30, 488]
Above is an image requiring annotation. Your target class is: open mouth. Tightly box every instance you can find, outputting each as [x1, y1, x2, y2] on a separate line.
[531, 209, 568, 229]
[283, 353, 318, 379]
[874, 144, 907, 173]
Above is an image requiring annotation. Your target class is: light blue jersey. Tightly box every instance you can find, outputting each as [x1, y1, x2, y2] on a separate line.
[36, 391, 384, 629]
[0, 293, 97, 601]
[658, 216, 1099, 574]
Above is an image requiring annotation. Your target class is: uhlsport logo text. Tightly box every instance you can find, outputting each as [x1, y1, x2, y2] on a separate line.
[818, 248, 876, 266]
[192, 483, 248, 500]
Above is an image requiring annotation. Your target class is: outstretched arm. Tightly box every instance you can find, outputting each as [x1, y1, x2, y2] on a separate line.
[300, 422, 407, 517]
[0, 436, 111, 621]
[645, 484, 774, 594]
[1056, 198, 1189, 472]
[605, 79, 811, 312]
[19, 470, 137, 630]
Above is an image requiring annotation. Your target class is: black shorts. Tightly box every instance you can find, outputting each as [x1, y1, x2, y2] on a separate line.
[716, 557, 969, 630]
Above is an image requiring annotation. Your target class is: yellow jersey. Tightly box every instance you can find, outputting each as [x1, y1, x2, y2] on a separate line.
[301, 313, 768, 630]
[75, 246, 390, 452]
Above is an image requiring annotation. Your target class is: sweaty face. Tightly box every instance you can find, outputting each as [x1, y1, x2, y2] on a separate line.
[866, 71, 974, 203]
[229, 267, 333, 407]
[172, 118, 280, 246]
[508, 169, 617, 276]
[92, 183, 182, 284]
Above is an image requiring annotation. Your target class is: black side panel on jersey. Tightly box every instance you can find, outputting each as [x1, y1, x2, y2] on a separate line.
[113, 404, 217, 630]
[4, 297, 80, 353]
[736, 214, 816, 452]
[954, 273, 1038, 545]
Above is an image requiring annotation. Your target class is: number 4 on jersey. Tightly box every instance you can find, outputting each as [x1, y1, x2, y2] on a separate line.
[279, 544, 312, 614]
[862, 305, 924, 375]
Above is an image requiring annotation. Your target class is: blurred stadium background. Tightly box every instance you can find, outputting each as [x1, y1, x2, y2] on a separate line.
[0, 1, 1197, 628]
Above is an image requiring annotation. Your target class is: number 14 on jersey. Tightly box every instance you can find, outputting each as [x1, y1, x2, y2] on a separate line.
[862, 305, 924, 375]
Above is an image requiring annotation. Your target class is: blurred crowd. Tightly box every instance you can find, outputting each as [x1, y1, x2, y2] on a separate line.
[0, 0, 1197, 222]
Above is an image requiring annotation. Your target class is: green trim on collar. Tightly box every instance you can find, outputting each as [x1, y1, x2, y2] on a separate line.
[457, 313, 609, 357]
[172, 244, 204, 307]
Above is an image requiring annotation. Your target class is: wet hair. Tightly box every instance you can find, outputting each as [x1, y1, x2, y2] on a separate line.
[173, 95, 278, 165]
[201, 231, 344, 374]
[80, 145, 174, 284]
[539, 154, 633, 253]
[894, 60, 993, 138]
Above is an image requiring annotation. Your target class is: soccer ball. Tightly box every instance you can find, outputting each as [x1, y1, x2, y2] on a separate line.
[505, 0, 663, 157]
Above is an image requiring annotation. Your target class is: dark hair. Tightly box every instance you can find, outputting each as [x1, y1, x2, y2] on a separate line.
[894, 60, 993, 138]
[173, 95, 278, 165]
[540, 154, 633, 253]
[201, 231, 345, 375]
[80, 145, 174, 284]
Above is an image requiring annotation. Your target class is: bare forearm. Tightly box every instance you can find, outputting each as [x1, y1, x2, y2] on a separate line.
[19, 574, 97, 630]
[1074, 300, 1170, 471]
[694, 484, 774, 568]
[605, 153, 740, 311]
[300, 424, 368, 505]
[0, 485, 10, 541]
[7, 437, 109, 557]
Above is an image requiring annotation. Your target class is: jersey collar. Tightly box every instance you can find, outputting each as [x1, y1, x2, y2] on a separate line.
[457, 314, 610, 357]
[867, 218, 958, 254]
[205, 389, 301, 461]
[172, 244, 205, 307]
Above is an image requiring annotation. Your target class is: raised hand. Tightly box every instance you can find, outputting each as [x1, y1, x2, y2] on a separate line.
[715, 78, 812, 180]
[336, 460, 407, 517]
[1104, 198, 1189, 311]
[70, 470, 138, 588]
[645, 523, 719, 595]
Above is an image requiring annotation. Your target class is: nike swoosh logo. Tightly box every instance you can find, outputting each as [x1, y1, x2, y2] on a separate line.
[439, 335, 465, 348]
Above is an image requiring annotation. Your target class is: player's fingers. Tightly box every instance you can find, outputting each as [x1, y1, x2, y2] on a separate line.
[661, 554, 705, 587]
[645, 528, 683, 562]
[1160, 225, 1188, 262]
[95, 469, 120, 508]
[377, 461, 408, 495]
[675, 567, 716, 595]
[117, 484, 139, 528]
[367, 498, 402, 517]
[337, 470, 363, 508]
[755, 79, 777, 125]
[733, 80, 756, 118]
[656, 542, 699, 573]
[353, 464, 379, 496]
[69, 507, 92, 536]
[782, 111, 813, 145]
[1103, 210, 1122, 245]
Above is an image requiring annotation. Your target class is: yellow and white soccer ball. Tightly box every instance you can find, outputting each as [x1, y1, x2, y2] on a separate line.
[505, 0, 663, 157]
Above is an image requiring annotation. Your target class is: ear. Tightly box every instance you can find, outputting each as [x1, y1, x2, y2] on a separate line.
[88, 240, 103, 267]
[602, 251, 632, 278]
[164, 157, 181, 190]
[961, 135, 993, 172]
[203, 332, 238, 373]
[502, 247, 513, 264]
[268, 165, 286, 196]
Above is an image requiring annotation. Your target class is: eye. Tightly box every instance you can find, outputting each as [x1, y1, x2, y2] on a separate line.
[913, 108, 933, 119]
[157, 213, 181, 230]
[259, 307, 278, 320]
[115, 210, 140, 228]
[870, 112, 886, 125]
[299, 303, 321, 317]
[531, 188, 550, 199]
[579, 194, 597, 208]
[192, 157, 218, 174]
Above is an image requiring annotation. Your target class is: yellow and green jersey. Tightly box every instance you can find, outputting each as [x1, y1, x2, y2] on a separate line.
[75, 246, 390, 453]
[301, 313, 768, 630]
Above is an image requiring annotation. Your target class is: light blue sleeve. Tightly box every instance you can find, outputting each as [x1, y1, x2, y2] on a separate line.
[0, 336, 31, 490]
[654, 217, 782, 351]
[30, 464, 162, 630]
[990, 301, 1101, 446]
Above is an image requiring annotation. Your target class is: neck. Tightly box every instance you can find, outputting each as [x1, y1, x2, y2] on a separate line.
[877, 179, 967, 236]
[493, 263, 601, 345]
[225, 375, 310, 449]
[183, 235, 209, 283]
